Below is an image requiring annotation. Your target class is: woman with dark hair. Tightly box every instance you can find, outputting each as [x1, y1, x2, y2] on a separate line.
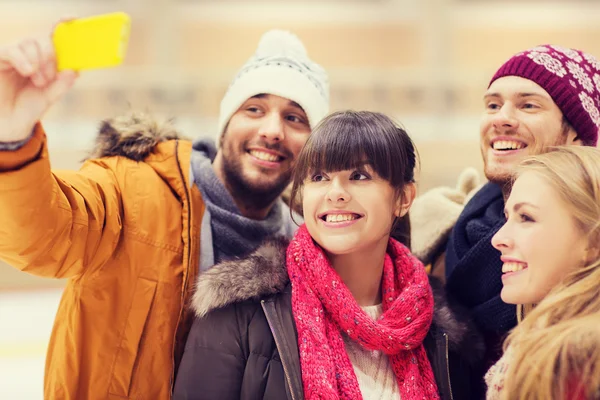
[173, 111, 483, 400]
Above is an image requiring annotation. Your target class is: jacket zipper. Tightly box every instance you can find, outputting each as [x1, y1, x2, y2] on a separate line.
[261, 300, 298, 400]
[170, 140, 194, 393]
[443, 332, 454, 400]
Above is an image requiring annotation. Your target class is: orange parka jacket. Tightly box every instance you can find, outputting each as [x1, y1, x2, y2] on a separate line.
[0, 113, 204, 399]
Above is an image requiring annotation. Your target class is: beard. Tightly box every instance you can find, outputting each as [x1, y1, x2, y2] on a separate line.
[484, 127, 571, 186]
[220, 140, 294, 212]
[484, 167, 514, 187]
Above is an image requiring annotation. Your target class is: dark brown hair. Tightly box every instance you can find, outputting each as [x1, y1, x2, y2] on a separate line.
[290, 110, 418, 247]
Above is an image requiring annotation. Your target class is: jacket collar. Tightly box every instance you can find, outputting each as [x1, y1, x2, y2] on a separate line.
[86, 111, 195, 199]
[191, 237, 290, 318]
[87, 111, 183, 161]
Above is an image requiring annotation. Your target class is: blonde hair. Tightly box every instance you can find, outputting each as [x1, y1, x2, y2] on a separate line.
[501, 146, 600, 400]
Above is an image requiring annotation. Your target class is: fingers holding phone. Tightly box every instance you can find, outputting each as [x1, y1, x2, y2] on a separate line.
[1, 37, 43, 77]
[0, 34, 77, 142]
[21, 37, 57, 87]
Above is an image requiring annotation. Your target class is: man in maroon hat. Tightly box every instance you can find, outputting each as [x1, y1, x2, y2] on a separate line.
[411, 44, 600, 395]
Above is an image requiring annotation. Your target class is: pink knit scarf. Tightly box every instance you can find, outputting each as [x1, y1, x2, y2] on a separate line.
[287, 225, 440, 400]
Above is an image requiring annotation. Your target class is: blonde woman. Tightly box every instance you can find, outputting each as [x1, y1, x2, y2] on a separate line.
[486, 146, 600, 399]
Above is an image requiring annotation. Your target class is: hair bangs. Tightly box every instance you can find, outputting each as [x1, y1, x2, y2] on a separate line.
[296, 111, 399, 183]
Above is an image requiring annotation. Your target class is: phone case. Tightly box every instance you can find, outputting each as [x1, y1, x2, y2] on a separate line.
[53, 12, 131, 71]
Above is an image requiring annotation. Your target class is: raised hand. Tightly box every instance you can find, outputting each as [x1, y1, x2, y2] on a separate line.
[0, 28, 78, 143]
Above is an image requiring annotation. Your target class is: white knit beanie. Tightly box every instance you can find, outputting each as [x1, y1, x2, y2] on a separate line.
[217, 30, 330, 139]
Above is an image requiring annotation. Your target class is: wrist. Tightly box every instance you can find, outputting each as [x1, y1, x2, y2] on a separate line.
[0, 126, 36, 150]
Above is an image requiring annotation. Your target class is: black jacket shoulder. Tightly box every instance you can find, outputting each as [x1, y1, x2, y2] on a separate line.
[174, 238, 485, 400]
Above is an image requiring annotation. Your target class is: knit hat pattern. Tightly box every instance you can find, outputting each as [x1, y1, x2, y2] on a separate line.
[218, 30, 329, 137]
[490, 45, 600, 146]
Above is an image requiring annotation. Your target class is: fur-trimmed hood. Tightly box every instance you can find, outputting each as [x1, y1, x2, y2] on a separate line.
[192, 238, 485, 366]
[86, 111, 184, 161]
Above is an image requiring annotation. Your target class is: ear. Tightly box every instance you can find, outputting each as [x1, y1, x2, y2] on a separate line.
[566, 129, 584, 146]
[394, 182, 417, 218]
[583, 244, 600, 265]
[581, 230, 600, 264]
[219, 122, 231, 149]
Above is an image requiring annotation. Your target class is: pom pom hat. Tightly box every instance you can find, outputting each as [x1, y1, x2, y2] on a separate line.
[218, 30, 330, 138]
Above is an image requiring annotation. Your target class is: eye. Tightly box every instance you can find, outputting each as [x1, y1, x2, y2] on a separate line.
[522, 103, 539, 110]
[519, 213, 535, 223]
[246, 106, 263, 115]
[350, 170, 370, 180]
[486, 101, 501, 111]
[310, 172, 327, 182]
[286, 114, 307, 124]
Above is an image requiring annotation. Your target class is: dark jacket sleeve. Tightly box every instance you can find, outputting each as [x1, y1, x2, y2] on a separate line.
[428, 275, 487, 399]
[173, 304, 248, 400]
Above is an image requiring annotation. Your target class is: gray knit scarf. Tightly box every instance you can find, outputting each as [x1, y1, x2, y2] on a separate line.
[191, 139, 297, 263]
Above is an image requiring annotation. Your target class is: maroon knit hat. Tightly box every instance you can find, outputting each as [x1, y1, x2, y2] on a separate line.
[490, 45, 600, 146]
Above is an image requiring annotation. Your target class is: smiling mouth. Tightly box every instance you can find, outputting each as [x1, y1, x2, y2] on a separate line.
[502, 262, 528, 273]
[248, 149, 285, 163]
[321, 213, 362, 223]
[491, 140, 527, 151]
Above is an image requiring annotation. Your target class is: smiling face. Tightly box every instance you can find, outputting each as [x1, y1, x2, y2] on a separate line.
[480, 76, 580, 185]
[289, 111, 418, 258]
[213, 93, 311, 209]
[491, 171, 588, 305]
[302, 166, 410, 256]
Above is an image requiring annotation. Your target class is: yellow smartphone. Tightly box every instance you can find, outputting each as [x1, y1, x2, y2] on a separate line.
[53, 12, 131, 71]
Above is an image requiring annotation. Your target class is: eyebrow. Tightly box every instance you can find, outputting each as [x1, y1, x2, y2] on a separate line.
[516, 93, 549, 100]
[483, 93, 501, 100]
[483, 92, 549, 101]
[288, 101, 304, 111]
[250, 94, 304, 111]
[505, 202, 540, 214]
[310, 161, 372, 174]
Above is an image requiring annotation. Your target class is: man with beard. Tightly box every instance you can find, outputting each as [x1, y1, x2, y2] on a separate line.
[0, 28, 328, 399]
[411, 44, 600, 396]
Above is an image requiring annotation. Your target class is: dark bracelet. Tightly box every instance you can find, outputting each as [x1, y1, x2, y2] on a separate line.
[0, 129, 35, 151]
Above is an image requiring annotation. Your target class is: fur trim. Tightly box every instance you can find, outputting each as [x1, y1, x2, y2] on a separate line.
[429, 275, 485, 366]
[191, 238, 484, 366]
[86, 111, 183, 161]
[191, 237, 289, 318]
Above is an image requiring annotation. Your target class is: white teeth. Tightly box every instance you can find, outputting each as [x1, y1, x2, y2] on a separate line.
[249, 150, 280, 162]
[502, 262, 527, 273]
[493, 140, 525, 151]
[325, 214, 358, 223]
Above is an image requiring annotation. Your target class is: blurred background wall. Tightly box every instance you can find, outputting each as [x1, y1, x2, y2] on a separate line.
[0, 0, 599, 397]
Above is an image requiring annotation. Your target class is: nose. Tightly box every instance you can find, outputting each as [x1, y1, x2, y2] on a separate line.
[491, 222, 513, 252]
[326, 179, 351, 204]
[258, 112, 285, 143]
[491, 104, 520, 133]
